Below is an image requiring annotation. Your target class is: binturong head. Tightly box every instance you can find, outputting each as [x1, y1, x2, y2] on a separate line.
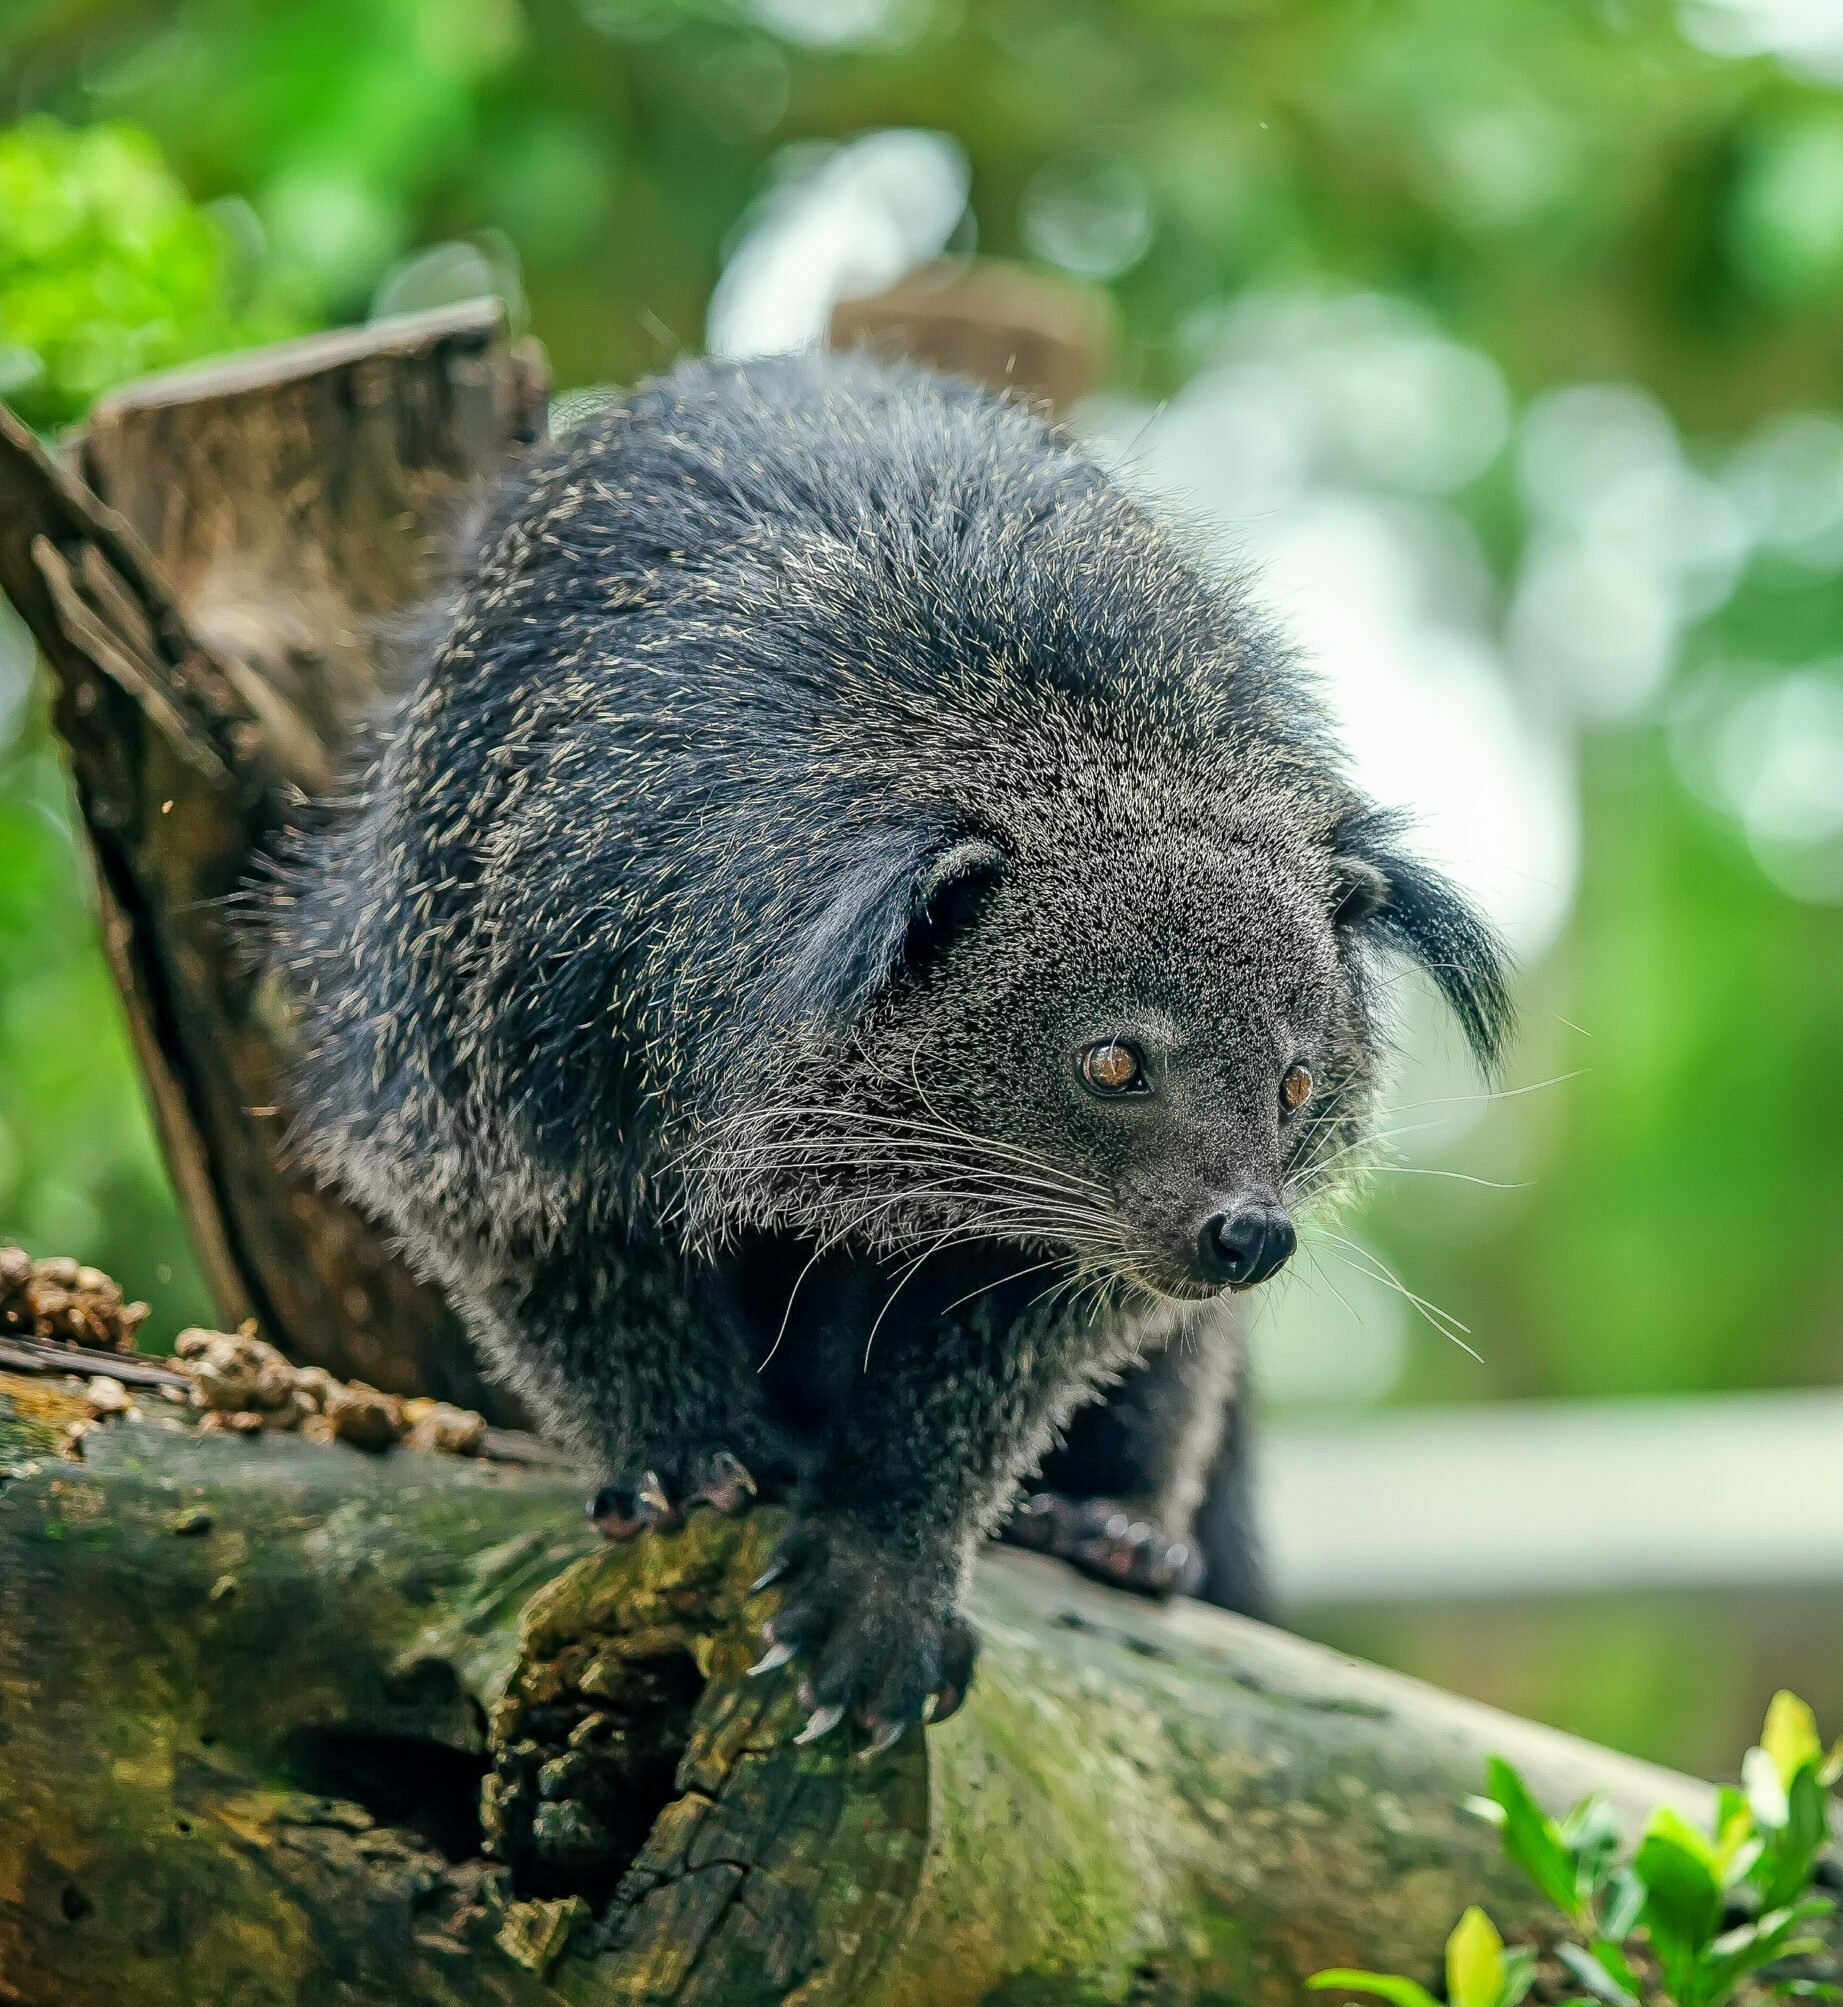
[682, 714, 1513, 1308]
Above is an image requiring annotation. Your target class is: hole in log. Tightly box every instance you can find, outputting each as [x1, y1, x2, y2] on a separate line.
[59, 1884, 93, 1923]
[483, 1645, 705, 1906]
[284, 1727, 490, 1862]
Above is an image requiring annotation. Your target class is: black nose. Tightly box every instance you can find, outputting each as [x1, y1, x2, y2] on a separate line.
[1198, 1203, 1296, 1289]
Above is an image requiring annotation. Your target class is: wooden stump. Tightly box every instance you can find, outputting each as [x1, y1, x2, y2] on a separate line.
[0, 305, 545, 1415]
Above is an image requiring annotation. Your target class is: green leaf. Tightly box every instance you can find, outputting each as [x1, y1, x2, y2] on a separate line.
[1702, 1901, 1835, 2000]
[1482, 1757, 1580, 1918]
[1782, 1768, 1833, 1879]
[1643, 1804, 1721, 1871]
[1446, 1907, 1506, 2007]
[1307, 1970, 1442, 2007]
[1590, 1940, 1645, 1998]
[1498, 1948, 1538, 2007]
[1599, 1869, 1646, 1942]
[1555, 1943, 1642, 2007]
[1762, 1691, 1824, 1788]
[1746, 1743, 1792, 1831]
[1635, 1811, 1724, 1965]
[1755, 1769, 1835, 1909]
[1560, 1795, 1625, 1900]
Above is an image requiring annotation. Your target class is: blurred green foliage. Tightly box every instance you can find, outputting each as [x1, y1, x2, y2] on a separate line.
[2, 0, 1842, 1773]
[0, 116, 307, 425]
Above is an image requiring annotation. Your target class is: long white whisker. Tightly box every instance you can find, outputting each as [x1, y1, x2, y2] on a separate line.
[691, 1145, 1109, 1215]
[1322, 1163, 1527, 1192]
[860, 1229, 962, 1370]
[937, 1251, 1078, 1319]
[1313, 1231, 1481, 1362]
[690, 1100, 1112, 1196]
[1382, 1070, 1586, 1115]
[1300, 1244, 1363, 1328]
[758, 1237, 829, 1375]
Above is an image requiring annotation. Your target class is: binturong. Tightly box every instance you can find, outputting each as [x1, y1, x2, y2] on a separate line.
[263, 350, 1511, 1749]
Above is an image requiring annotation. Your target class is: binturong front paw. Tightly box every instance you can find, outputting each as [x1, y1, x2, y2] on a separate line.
[587, 1449, 757, 1538]
[746, 1517, 978, 1755]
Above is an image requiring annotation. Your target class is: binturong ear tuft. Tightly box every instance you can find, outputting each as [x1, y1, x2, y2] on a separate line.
[1331, 806, 1514, 1074]
[773, 826, 1005, 1035]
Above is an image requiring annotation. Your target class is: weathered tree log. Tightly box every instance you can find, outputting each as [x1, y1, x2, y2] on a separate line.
[10, 1368, 1833, 2007]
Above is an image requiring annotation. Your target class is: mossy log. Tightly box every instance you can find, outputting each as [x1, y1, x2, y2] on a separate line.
[10, 1369, 1829, 2007]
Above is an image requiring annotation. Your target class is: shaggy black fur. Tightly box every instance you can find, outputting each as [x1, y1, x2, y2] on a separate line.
[265, 351, 1510, 1743]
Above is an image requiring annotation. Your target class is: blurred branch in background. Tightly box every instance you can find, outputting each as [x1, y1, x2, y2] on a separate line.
[1265, 1389, 1843, 1603]
[1, 0, 1841, 1777]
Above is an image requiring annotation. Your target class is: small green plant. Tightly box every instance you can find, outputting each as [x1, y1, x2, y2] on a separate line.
[1311, 1693, 1841, 2007]
[1313, 1905, 1537, 2007]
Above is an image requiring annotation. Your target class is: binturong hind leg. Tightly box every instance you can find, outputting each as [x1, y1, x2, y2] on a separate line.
[1001, 1303, 1261, 1610]
[1191, 1381, 1269, 1620]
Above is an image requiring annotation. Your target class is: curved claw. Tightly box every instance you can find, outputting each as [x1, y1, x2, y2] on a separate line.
[929, 1679, 970, 1724]
[694, 1450, 757, 1514]
[748, 1639, 796, 1678]
[999, 1491, 1202, 1599]
[748, 1558, 787, 1595]
[858, 1718, 907, 1760]
[793, 1703, 846, 1746]
[1004, 1492, 1062, 1551]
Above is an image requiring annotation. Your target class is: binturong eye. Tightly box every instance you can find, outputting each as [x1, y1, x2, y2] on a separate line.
[1281, 1064, 1314, 1113]
[1079, 1040, 1147, 1096]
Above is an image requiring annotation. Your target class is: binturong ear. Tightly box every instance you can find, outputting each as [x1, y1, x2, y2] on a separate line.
[907, 837, 1007, 977]
[1330, 805, 1514, 1073]
[773, 824, 1005, 1034]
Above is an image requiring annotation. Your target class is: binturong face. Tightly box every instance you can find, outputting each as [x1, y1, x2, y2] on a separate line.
[841, 829, 1374, 1303]
[973, 840, 1354, 1299]
[684, 764, 1510, 1309]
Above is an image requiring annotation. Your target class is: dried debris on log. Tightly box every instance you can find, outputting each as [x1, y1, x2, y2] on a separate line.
[0, 1244, 565, 1471]
[0, 1245, 148, 1351]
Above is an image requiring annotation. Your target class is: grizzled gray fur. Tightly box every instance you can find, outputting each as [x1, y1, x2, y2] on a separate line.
[265, 351, 1509, 1744]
